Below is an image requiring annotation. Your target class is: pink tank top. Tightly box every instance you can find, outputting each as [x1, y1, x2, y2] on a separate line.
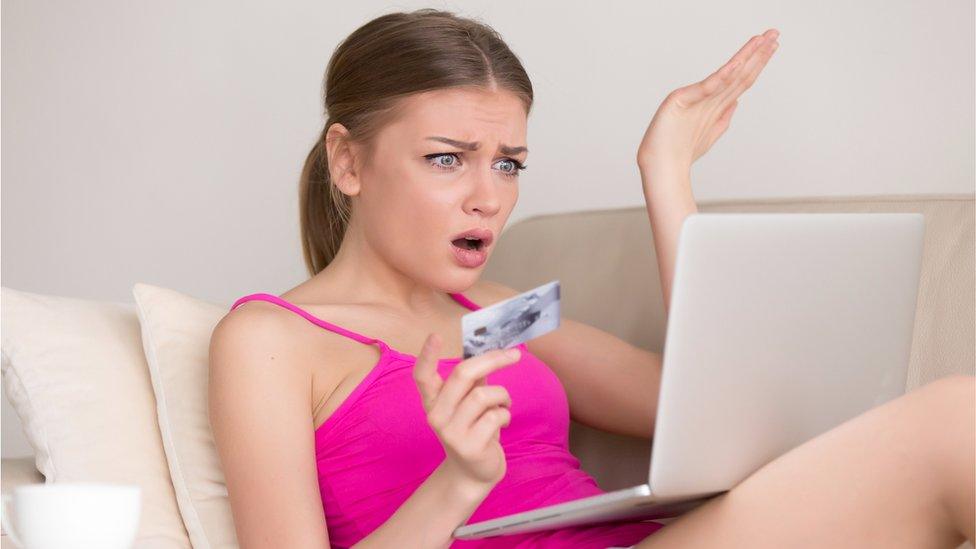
[229, 292, 665, 548]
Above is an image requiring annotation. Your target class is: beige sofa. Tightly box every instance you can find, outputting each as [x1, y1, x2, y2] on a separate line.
[3, 193, 973, 548]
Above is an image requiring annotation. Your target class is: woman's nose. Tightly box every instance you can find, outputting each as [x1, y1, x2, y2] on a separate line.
[466, 170, 502, 215]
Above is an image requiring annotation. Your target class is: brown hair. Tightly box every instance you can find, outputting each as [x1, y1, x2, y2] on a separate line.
[298, 8, 534, 276]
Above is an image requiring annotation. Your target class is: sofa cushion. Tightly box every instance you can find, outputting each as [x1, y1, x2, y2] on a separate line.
[0, 287, 191, 548]
[132, 282, 238, 548]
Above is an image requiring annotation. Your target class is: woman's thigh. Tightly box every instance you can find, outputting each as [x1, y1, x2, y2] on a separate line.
[633, 374, 975, 549]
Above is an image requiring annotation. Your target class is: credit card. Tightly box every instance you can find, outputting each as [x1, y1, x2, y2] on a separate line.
[461, 280, 561, 359]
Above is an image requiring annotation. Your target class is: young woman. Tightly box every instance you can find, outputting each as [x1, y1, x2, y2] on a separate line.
[208, 8, 975, 549]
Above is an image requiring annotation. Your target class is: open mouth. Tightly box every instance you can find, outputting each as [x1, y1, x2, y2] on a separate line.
[452, 237, 485, 252]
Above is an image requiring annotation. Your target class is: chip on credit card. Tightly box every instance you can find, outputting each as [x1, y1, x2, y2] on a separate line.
[461, 280, 560, 359]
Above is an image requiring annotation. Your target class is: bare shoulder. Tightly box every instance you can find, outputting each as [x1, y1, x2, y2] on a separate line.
[209, 299, 362, 412]
[209, 301, 311, 382]
[207, 302, 330, 546]
[211, 300, 292, 352]
[465, 279, 522, 307]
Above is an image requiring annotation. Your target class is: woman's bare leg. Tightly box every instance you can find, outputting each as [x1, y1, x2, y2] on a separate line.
[634, 374, 975, 549]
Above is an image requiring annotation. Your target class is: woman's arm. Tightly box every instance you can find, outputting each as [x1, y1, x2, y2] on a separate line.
[639, 164, 697, 317]
[636, 29, 779, 317]
[209, 309, 332, 548]
[350, 462, 487, 548]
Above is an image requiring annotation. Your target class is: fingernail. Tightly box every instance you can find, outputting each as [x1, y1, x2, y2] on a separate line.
[507, 348, 521, 360]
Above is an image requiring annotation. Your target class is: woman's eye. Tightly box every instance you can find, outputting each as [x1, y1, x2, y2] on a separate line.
[494, 158, 526, 176]
[431, 153, 458, 168]
[425, 152, 526, 178]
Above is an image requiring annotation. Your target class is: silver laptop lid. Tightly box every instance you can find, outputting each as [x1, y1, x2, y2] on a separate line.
[648, 213, 924, 498]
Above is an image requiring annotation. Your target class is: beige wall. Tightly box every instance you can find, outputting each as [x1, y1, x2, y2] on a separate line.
[2, 0, 974, 457]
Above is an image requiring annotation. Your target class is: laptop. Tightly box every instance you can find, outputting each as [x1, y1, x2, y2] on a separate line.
[453, 212, 925, 539]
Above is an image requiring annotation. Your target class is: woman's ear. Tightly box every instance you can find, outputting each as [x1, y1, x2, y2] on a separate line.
[325, 122, 362, 197]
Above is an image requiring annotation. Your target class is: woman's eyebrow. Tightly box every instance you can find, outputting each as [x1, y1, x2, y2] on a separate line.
[425, 136, 528, 156]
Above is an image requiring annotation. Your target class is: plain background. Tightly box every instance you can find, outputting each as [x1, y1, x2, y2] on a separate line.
[2, 0, 973, 457]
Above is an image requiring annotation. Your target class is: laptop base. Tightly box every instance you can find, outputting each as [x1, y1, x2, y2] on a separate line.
[453, 484, 722, 539]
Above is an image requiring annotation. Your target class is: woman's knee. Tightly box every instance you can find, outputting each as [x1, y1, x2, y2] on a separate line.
[902, 375, 975, 478]
[912, 374, 976, 541]
[921, 374, 976, 455]
[908, 374, 975, 424]
[920, 373, 975, 395]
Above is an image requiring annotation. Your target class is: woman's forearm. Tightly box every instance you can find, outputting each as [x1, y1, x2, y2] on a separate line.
[632, 29, 779, 315]
[350, 461, 490, 549]
[639, 162, 698, 318]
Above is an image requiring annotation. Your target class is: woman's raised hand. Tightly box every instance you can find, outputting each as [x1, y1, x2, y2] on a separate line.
[412, 333, 520, 491]
[637, 29, 780, 170]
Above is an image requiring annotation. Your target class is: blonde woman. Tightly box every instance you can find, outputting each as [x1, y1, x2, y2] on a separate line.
[208, 8, 975, 548]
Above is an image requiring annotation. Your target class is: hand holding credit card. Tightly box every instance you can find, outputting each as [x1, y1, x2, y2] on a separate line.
[461, 280, 561, 359]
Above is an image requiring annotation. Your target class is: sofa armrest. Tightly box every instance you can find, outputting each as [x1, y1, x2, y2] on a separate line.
[1, 457, 44, 492]
[1, 457, 44, 539]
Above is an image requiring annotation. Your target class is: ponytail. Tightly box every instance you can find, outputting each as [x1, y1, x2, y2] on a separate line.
[299, 124, 351, 276]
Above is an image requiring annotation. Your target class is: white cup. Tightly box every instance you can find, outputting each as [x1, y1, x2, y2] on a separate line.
[1, 482, 141, 549]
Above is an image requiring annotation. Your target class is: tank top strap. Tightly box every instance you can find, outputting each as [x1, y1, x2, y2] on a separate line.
[229, 293, 390, 350]
[448, 292, 482, 312]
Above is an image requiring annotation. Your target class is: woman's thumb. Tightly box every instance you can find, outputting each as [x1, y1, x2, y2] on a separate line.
[412, 333, 442, 403]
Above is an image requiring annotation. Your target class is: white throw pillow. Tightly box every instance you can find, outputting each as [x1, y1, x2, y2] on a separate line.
[0, 287, 191, 548]
[132, 282, 238, 548]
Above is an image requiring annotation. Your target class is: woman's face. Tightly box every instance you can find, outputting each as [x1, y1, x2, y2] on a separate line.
[343, 86, 528, 292]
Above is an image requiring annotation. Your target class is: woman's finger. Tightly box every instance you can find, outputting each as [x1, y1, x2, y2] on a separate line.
[713, 32, 779, 109]
[700, 33, 778, 130]
[689, 28, 779, 116]
[723, 28, 778, 82]
[428, 348, 520, 425]
[412, 333, 444, 410]
[451, 385, 512, 431]
[675, 58, 740, 108]
[469, 407, 512, 449]
[725, 30, 776, 68]
[699, 100, 739, 158]
[673, 31, 771, 108]
[719, 99, 739, 127]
